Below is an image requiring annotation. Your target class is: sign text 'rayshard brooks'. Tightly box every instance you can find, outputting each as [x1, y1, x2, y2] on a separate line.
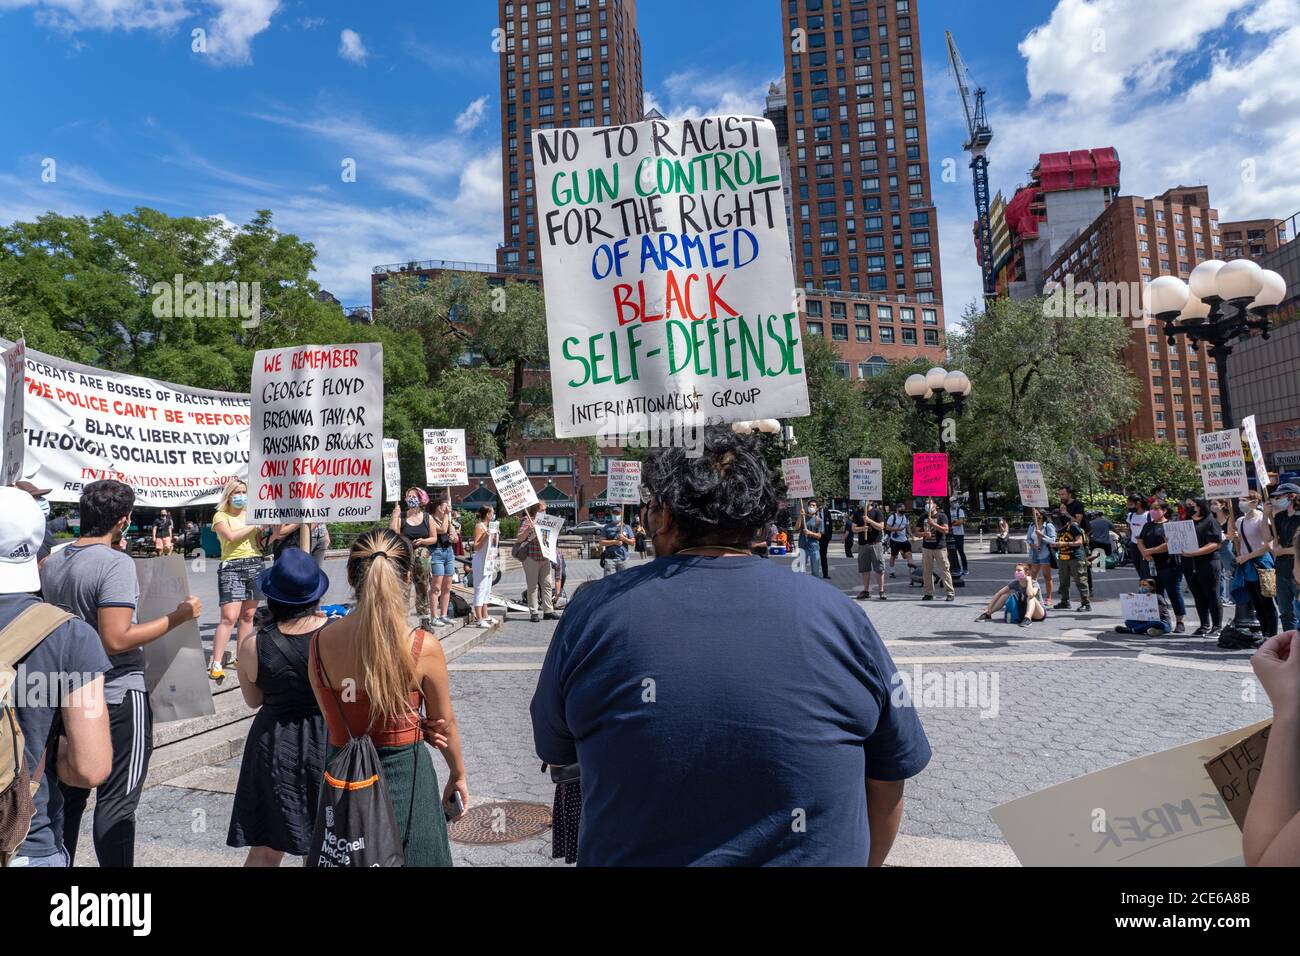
[533, 116, 810, 439]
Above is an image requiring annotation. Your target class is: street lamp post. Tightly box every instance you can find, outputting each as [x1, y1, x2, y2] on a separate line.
[905, 367, 973, 579]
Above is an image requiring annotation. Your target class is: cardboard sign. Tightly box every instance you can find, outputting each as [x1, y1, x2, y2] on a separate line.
[1013, 461, 1050, 509]
[382, 438, 401, 503]
[1120, 592, 1160, 621]
[1197, 428, 1249, 499]
[532, 116, 809, 438]
[849, 458, 882, 502]
[0, 338, 250, 506]
[782, 457, 814, 499]
[1164, 519, 1199, 556]
[535, 512, 566, 563]
[607, 460, 642, 505]
[1204, 723, 1272, 830]
[912, 453, 948, 498]
[482, 520, 500, 581]
[490, 460, 539, 515]
[990, 720, 1271, 866]
[249, 344, 384, 525]
[1242, 416, 1270, 496]
[136, 557, 214, 724]
[1, 339, 24, 485]
[423, 428, 468, 488]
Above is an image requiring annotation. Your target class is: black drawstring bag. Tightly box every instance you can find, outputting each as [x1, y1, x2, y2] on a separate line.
[308, 637, 411, 868]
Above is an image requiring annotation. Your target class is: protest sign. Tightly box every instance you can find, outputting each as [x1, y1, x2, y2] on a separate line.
[1197, 428, 1248, 499]
[249, 344, 383, 525]
[1, 339, 24, 485]
[536, 513, 566, 563]
[491, 461, 539, 515]
[136, 556, 214, 724]
[1120, 592, 1160, 621]
[532, 116, 810, 438]
[1164, 520, 1199, 556]
[782, 457, 814, 499]
[607, 460, 642, 504]
[1204, 723, 1272, 830]
[482, 521, 500, 581]
[990, 720, 1271, 866]
[0, 338, 250, 505]
[849, 458, 882, 502]
[423, 429, 468, 488]
[1241, 416, 1270, 496]
[1013, 461, 1050, 509]
[382, 438, 401, 503]
[912, 453, 948, 498]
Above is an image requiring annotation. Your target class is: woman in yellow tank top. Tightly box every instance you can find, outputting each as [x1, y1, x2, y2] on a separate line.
[210, 479, 266, 681]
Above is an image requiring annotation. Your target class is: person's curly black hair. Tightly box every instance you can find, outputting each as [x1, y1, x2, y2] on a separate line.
[641, 425, 782, 548]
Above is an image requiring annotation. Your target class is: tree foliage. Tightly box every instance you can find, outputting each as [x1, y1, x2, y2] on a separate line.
[1114, 440, 1203, 499]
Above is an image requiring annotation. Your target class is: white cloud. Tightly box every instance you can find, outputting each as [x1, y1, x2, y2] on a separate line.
[645, 69, 775, 121]
[202, 0, 278, 65]
[338, 27, 366, 65]
[454, 96, 490, 134]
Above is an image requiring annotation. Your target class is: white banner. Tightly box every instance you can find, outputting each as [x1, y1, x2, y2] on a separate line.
[849, 458, 881, 502]
[0, 338, 250, 505]
[1013, 461, 1050, 509]
[491, 460, 538, 516]
[1197, 428, 1248, 499]
[423, 428, 468, 488]
[248, 344, 383, 525]
[536, 512, 566, 563]
[607, 460, 642, 504]
[533, 116, 810, 438]
[137, 556, 214, 724]
[1164, 519, 1199, 556]
[1241, 415, 1270, 497]
[1, 340, 25, 485]
[482, 520, 500, 581]
[1120, 592, 1161, 621]
[382, 438, 401, 503]
[782, 456, 814, 499]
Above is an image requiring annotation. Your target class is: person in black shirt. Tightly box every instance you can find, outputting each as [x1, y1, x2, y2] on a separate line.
[1137, 506, 1187, 633]
[1268, 483, 1300, 633]
[920, 501, 954, 601]
[853, 502, 887, 601]
[1052, 512, 1092, 612]
[1180, 497, 1224, 635]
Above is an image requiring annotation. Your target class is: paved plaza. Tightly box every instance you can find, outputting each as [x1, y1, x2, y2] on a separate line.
[74, 541, 1271, 867]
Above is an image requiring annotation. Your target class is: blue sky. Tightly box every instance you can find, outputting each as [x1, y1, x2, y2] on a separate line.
[2, 0, 1298, 318]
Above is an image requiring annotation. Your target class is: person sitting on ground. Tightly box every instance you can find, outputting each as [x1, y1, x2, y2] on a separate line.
[1113, 578, 1174, 636]
[994, 516, 1010, 555]
[974, 563, 1046, 627]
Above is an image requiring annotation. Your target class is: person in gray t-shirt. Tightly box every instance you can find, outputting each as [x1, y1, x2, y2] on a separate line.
[37, 480, 200, 867]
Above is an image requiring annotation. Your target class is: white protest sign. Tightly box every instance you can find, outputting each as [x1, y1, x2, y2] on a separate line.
[1, 340, 24, 485]
[607, 460, 642, 504]
[482, 521, 500, 580]
[1197, 428, 1248, 499]
[532, 116, 809, 438]
[1164, 519, 1199, 556]
[248, 344, 384, 525]
[423, 428, 468, 488]
[1241, 416, 1270, 496]
[1014, 461, 1050, 509]
[990, 720, 1271, 866]
[1120, 592, 1161, 621]
[0, 338, 250, 505]
[849, 458, 882, 502]
[782, 457, 814, 499]
[535, 513, 566, 563]
[491, 460, 539, 515]
[137, 556, 214, 724]
[382, 438, 401, 503]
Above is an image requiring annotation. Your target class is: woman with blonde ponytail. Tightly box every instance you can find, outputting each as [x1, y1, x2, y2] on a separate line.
[308, 530, 468, 866]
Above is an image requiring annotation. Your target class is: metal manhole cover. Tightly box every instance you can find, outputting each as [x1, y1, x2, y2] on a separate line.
[448, 801, 552, 845]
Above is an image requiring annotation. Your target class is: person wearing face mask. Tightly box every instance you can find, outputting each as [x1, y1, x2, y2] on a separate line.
[390, 488, 437, 629]
[1113, 577, 1173, 636]
[885, 504, 915, 579]
[210, 479, 266, 682]
[798, 500, 825, 578]
[1137, 504, 1187, 634]
[1125, 495, 1151, 581]
[1213, 499, 1237, 607]
[974, 564, 1045, 627]
[1267, 483, 1300, 633]
[1232, 490, 1278, 640]
[1181, 497, 1224, 636]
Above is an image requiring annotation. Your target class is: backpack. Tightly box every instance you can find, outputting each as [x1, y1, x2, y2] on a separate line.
[307, 633, 414, 868]
[1003, 592, 1023, 625]
[0, 604, 73, 865]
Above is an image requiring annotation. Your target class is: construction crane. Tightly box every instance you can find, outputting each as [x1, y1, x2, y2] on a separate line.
[945, 30, 995, 300]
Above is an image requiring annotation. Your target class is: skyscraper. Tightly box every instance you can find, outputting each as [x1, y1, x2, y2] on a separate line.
[497, 0, 645, 273]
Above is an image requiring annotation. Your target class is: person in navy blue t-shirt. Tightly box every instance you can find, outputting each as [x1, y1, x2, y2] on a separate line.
[530, 427, 931, 866]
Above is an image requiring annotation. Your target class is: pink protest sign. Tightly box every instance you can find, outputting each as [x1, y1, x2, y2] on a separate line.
[912, 453, 948, 498]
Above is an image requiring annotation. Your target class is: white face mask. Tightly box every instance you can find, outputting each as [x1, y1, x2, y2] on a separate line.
[1239, 500, 1254, 512]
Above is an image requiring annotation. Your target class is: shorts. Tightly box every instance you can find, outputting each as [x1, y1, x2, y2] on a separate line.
[428, 546, 456, 577]
[218, 557, 265, 606]
[858, 542, 885, 574]
[889, 539, 910, 557]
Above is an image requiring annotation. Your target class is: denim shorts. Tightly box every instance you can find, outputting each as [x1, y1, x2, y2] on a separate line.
[428, 546, 456, 577]
[218, 556, 265, 606]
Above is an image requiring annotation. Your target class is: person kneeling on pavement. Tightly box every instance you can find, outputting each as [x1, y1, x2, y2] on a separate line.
[1114, 579, 1174, 636]
[975, 564, 1047, 628]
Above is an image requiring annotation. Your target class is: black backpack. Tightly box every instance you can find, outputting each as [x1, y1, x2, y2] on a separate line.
[308, 634, 414, 868]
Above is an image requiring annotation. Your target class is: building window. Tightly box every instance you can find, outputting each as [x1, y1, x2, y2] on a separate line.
[526, 456, 573, 475]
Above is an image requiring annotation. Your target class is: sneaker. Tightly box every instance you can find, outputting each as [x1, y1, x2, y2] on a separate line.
[1194, 625, 1210, 636]
[477, 619, 495, 629]
[1078, 604, 1092, 613]
[1114, 625, 1131, 634]
[1053, 602, 1071, 611]
[1174, 622, 1186, 634]
[530, 613, 542, 623]
[1145, 626, 1166, 637]
[922, 594, 934, 601]
[544, 611, 564, 620]
[945, 595, 955, 602]
[208, 664, 225, 683]
[975, 612, 993, 622]
[1019, 618, 1033, 628]
[878, 594, 888, 601]
[889, 569, 897, 578]
[855, 591, 871, 600]
[1207, 625, 1222, 636]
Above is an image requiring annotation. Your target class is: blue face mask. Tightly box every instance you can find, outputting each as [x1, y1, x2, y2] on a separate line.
[406, 497, 420, 509]
[231, 494, 247, 509]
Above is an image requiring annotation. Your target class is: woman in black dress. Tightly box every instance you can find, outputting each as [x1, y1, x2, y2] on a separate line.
[227, 548, 330, 865]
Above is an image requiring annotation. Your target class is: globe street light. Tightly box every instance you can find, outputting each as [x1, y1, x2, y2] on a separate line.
[905, 366, 973, 579]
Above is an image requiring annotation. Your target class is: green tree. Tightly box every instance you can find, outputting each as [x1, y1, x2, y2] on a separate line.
[1115, 440, 1202, 499]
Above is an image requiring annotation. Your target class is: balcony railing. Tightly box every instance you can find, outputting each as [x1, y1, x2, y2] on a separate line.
[372, 258, 543, 277]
